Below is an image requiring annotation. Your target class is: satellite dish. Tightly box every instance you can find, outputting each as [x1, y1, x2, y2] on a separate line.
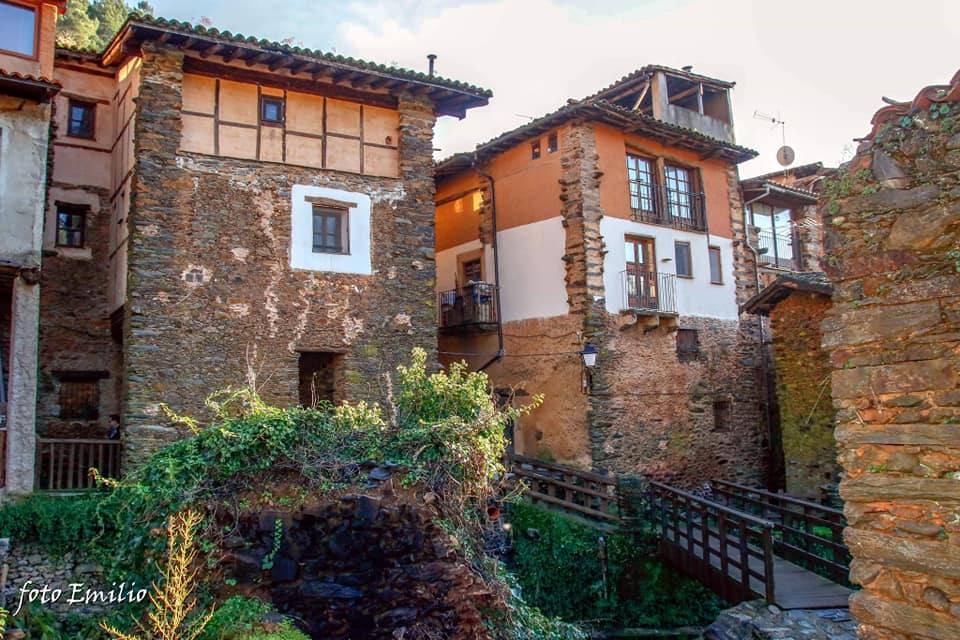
[776, 145, 795, 167]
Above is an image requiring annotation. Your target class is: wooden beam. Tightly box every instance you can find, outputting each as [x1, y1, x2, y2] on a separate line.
[221, 46, 241, 63]
[199, 43, 222, 59]
[245, 52, 271, 67]
[630, 81, 650, 111]
[268, 56, 291, 72]
[668, 83, 699, 104]
[183, 56, 399, 110]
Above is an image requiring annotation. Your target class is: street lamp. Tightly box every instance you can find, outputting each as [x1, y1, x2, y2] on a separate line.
[581, 343, 598, 368]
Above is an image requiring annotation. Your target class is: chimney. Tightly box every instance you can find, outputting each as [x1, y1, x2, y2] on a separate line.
[427, 54, 437, 77]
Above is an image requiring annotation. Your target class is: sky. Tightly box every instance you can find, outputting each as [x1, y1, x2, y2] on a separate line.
[148, 0, 960, 177]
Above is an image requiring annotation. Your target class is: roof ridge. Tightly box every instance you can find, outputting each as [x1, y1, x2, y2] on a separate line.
[862, 68, 960, 141]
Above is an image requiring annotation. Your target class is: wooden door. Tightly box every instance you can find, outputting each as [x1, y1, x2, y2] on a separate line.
[625, 236, 657, 309]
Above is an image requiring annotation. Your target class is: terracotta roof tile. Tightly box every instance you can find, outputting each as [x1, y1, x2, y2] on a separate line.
[862, 68, 960, 141]
[101, 13, 491, 99]
[0, 68, 60, 87]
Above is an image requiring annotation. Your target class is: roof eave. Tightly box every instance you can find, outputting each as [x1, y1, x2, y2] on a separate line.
[101, 18, 490, 117]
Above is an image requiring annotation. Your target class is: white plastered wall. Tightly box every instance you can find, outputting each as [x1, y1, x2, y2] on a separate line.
[600, 217, 738, 320]
[435, 217, 569, 322]
[290, 185, 372, 275]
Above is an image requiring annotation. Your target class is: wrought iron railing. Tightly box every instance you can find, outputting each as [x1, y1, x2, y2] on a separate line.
[36, 438, 121, 491]
[631, 181, 707, 232]
[620, 270, 677, 314]
[438, 282, 498, 329]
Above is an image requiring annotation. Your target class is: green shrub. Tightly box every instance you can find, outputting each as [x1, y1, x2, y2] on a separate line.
[508, 501, 724, 629]
[0, 494, 102, 556]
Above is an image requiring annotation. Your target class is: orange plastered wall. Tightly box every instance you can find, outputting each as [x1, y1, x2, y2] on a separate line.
[595, 123, 734, 239]
[485, 125, 564, 231]
[435, 169, 481, 252]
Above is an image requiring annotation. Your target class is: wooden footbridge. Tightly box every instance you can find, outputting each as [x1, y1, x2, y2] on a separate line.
[508, 455, 853, 610]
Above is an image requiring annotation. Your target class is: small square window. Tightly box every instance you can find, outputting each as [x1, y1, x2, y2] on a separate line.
[675, 241, 692, 277]
[677, 328, 699, 362]
[59, 376, 100, 420]
[261, 96, 284, 124]
[547, 132, 558, 153]
[713, 399, 731, 432]
[56, 204, 87, 248]
[708, 246, 723, 284]
[531, 140, 541, 160]
[312, 206, 348, 254]
[67, 100, 96, 139]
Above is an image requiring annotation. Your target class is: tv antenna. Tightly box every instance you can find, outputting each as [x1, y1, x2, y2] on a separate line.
[754, 110, 794, 167]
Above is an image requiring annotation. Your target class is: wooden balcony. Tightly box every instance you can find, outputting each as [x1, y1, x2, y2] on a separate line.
[438, 282, 499, 333]
[35, 438, 121, 492]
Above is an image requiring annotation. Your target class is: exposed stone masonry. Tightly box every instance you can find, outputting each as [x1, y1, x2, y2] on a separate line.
[821, 86, 960, 639]
[769, 291, 837, 499]
[123, 43, 439, 463]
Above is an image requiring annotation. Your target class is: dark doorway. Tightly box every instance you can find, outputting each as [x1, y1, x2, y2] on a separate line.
[298, 352, 343, 407]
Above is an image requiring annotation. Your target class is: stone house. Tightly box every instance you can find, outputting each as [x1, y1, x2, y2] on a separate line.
[0, 0, 67, 495]
[3, 11, 490, 493]
[741, 272, 837, 500]
[820, 68, 960, 640]
[434, 66, 770, 485]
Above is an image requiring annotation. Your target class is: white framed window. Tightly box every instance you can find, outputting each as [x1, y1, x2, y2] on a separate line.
[290, 185, 371, 274]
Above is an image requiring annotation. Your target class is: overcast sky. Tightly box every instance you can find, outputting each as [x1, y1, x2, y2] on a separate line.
[149, 0, 959, 177]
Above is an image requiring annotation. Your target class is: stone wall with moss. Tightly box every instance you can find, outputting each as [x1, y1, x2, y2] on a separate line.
[820, 79, 960, 639]
[769, 291, 837, 499]
[122, 43, 439, 463]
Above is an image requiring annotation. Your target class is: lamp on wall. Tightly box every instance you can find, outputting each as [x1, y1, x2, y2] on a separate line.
[581, 343, 598, 368]
[581, 343, 598, 395]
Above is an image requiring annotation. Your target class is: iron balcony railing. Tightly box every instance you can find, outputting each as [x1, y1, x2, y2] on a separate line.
[631, 181, 708, 232]
[756, 228, 799, 270]
[621, 270, 677, 314]
[438, 282, 498, 329]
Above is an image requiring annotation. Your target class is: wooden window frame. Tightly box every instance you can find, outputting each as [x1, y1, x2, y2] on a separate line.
[676, 328, 699, 362]
[664, 163, 697, 221]
[311, 205, 349, 255]
[708, 245, 723, 284]
[547, 132, 558, 153]
[55, 203, 87, 248]
[674, 241, 693, 278]
[66, 99, 96, 140]
[530, 139, 541, 160]
[57, 374, 101, 420]
[626, 153, 657, 214]
[259, 94, 285, 126]
[0, 0, 39, 60]
[457, 248, 485, 287]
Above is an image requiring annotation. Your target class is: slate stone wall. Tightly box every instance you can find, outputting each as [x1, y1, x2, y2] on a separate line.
[552, 121, 766, 484]
[38, 184, 121, 440]
[769, 291, 837, 499]
[123, 43, 438, 463]
[821, 97, 960, 639]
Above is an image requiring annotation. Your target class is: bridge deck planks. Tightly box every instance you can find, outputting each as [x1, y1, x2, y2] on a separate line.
[670, 521, 852, 610]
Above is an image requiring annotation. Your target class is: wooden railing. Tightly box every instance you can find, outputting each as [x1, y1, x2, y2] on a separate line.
[710, 480, 851, 584]
[35, 438, 121, 491]
[648, 480, 775, 604]
[508, 454, 619, 525]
